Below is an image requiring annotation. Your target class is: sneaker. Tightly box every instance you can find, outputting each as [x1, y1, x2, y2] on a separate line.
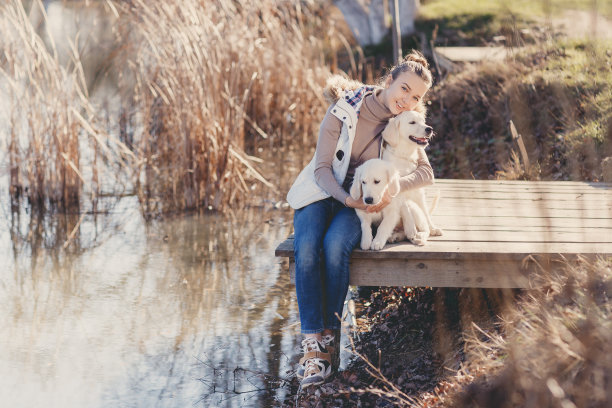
[296, 333, 337, 379]
[298, 337, 332, 388]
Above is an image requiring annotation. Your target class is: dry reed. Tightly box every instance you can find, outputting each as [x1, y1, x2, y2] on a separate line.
[113, 0, 336, 215]
[410, 258, 612, 408]
[0, 0, 132, 210]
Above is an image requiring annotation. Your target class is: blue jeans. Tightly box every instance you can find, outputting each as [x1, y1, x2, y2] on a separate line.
[293, 197, 361, 334]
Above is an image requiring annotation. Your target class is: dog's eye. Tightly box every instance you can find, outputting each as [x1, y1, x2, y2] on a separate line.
[374, 180, 380, 184]
[362, 180, 366, 184]
[409, 121, 416, 124]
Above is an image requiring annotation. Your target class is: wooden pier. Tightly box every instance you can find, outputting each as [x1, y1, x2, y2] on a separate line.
[275, 179, 612, 288]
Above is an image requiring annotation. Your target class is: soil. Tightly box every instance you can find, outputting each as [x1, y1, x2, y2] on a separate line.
[280, 287, 514, 407]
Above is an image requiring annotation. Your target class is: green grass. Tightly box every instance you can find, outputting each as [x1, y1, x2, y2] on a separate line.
[415, 0, 612, 46]
[425, 39, 612, 181]
[419, 0, 612, 20]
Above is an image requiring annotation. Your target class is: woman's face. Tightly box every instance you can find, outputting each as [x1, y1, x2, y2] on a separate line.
[382, 70, 429, 115]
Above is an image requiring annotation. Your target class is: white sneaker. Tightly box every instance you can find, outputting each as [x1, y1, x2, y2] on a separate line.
[298, 337, 332, 388]
[296, 333, 336, 379]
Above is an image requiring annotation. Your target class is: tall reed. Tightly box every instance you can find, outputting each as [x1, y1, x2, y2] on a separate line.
[0, 0, 131, 210]
[115, 0, 334, 214]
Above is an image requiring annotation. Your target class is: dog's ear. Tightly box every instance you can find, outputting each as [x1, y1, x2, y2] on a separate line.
[387, 167, 401, 197]
[350, 167, 362, 200]
[382, 117, 400, 147]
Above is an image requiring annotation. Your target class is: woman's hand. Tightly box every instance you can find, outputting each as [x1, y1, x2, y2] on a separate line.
[366, 189, 392, 213]
[345, 190, 392, 213]
[344, 196, 369, 211]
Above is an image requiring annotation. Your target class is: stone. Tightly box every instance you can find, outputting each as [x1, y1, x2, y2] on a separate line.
[334, 0, 418, 46]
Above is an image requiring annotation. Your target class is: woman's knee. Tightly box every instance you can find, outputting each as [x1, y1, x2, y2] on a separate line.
[294, 240, 321, 273]
[322, 236, 352, 270]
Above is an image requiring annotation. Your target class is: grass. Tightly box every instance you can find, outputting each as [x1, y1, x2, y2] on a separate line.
[420, 0, 612, 20]
[425, 39, 612, 181]
[416, 258, 612, 408]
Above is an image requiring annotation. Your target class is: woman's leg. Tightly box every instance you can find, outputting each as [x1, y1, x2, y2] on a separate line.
[293, 198, 334, 335]
[322, 205, 362, 330]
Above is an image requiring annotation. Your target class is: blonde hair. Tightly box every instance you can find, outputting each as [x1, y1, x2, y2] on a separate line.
[385, 50, 433, 114]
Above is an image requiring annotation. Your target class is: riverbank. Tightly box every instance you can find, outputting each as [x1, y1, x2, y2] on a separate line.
[280, 6, 611, 407]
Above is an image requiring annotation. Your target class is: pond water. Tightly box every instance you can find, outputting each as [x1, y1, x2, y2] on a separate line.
[0, 2, 346, 406]
[0, 190, 307, 407]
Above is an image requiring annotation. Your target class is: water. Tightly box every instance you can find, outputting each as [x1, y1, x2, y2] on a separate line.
[0, 192, 301, 407]
[1, 3, 324, 406]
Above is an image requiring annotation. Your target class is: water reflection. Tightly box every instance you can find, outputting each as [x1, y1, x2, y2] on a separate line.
[0, 193, 299, 407]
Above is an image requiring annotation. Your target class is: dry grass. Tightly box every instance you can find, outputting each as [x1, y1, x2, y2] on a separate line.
[113, 0, 336, 215]
[410, 257, 612, 408]
[349, 258, 611, 408]
[427, 41, 612, 182]
[0, 0, 132, 210]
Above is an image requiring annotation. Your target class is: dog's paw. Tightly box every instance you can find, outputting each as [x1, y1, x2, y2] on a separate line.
[370, 238, 387, 251]
[430, 227, 443, 236]
[360, 237, 373, 250]
[410, 232, 428, 246]
[388, 231, 405, 243]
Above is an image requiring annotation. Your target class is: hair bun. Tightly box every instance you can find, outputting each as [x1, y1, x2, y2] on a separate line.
[403, 51, 429, 69]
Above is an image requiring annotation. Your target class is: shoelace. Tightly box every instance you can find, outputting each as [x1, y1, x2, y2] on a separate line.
[302, 337, 321, 353]
[304, 356, 327, 377]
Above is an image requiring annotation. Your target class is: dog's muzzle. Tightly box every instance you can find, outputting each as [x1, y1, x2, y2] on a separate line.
[364, 197, 374, 204]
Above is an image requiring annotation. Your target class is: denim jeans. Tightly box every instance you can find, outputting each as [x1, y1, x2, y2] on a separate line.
[293, 197, 361, 334]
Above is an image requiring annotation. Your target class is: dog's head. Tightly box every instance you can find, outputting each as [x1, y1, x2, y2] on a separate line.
[382, 111, 433, 148]
[350, 159, 400, 205]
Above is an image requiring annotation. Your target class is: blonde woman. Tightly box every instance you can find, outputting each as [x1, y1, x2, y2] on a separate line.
[287, 51, 435, 387]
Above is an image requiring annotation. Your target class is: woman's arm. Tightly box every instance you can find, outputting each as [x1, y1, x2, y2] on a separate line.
[313, 104, 352, 204]
[399, 149, 435, 190]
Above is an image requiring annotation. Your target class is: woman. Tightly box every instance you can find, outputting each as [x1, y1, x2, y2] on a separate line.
[286, 51, 435, 387]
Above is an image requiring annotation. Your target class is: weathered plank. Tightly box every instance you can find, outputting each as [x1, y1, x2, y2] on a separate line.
[276, 237, 612, 259]
[276, 179, 612, 288]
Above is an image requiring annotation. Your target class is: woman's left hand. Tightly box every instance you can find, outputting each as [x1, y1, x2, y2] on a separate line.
[366, 189, 392, 213]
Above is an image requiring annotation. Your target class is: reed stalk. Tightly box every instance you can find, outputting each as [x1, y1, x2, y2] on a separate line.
[115, 0, 334, 214]
[0, 0, 132, 210]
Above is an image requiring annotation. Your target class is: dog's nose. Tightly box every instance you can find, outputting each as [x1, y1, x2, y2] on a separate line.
[425, 126, 433, 135]
[364, 197, 373, 205]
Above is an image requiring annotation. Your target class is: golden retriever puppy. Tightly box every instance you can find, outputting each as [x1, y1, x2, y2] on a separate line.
[381, 110, 442, 246]
[350, 159, 402, 250]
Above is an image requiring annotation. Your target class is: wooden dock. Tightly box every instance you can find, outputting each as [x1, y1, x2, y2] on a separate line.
[275, 179, 612, 288]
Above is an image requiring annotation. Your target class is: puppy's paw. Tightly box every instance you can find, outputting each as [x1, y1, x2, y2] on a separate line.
[430, 227, 443, 236]
[388, 231, 405, 243]
[410, 232, 428, 246]
[360, 237, 372, 250]
[370, 238, 387, 251]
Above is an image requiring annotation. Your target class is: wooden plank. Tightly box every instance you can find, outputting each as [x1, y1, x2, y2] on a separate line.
[434, 46, 511, 62]
[432, 183, 610, 196]
[434, 179, 612, 189]
[438, 224, 612, 233]
[288, 258, 531, 287]
[433, 192, 612, 203]
[422, 230, 611, 243]
[276, 237, 612, 259]
[287, 254, 602, 288]
[432, 207, 611, 219]
[348, 258, 530, 287]
[432, 216, 612, 229]
[435, 201, 612, 212]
